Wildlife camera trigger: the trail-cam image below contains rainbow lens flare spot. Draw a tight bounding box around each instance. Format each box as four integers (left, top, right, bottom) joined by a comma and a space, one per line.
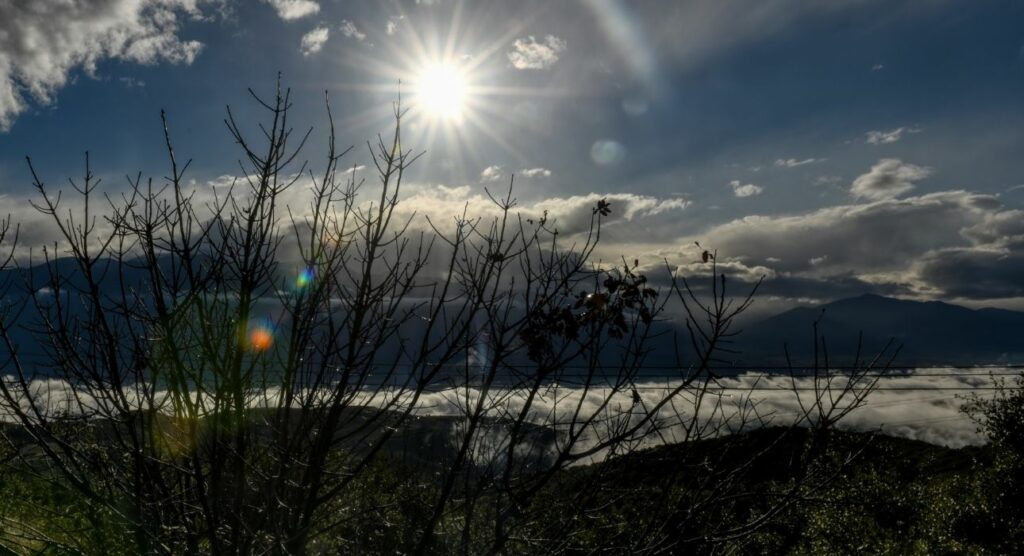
296, 267, 315, 289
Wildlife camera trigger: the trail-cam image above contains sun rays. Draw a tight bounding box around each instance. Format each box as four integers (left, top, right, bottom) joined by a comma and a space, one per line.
315, 3, 570, 175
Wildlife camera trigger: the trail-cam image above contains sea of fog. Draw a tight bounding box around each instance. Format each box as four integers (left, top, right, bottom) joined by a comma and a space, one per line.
2, 368, 1014, 449
404, 368, 1007, 449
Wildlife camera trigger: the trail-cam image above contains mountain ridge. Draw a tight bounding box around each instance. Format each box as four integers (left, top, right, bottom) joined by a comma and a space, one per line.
733, 294, 1024, 366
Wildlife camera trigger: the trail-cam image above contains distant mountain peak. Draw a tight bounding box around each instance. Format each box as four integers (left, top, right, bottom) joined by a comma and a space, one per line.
736, 294, 1024, 365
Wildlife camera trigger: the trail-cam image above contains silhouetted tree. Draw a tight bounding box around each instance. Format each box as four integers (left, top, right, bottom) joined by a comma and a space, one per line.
0, 80, 895, 555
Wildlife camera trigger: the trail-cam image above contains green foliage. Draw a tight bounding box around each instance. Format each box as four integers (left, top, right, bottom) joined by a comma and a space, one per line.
0, 441, 137, 554
1, 424, 1021, 555
747, 436, 987, 554
957, 374, 1024, 552
310, 456, 439, 554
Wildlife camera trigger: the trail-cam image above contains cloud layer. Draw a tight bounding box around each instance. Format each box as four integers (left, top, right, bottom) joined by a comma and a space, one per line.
674, 188, 1022, 301
2, 369, 1000, 450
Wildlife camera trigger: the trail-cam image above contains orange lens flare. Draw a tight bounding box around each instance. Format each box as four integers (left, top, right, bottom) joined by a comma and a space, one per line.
249, 327, 274, 352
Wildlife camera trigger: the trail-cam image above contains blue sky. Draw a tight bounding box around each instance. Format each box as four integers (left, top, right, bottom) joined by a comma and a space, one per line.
1, 0, 1023, 309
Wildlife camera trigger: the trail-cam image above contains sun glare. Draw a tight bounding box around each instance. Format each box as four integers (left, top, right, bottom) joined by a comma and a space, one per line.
414, 63, 468, 121
335, 11, 554, 166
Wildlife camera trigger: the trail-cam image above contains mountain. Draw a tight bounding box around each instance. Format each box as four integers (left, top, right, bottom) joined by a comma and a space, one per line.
733, 294, 1024, 366
4, 255, 1021, 370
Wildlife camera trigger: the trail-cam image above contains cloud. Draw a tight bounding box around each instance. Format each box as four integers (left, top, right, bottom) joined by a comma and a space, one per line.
729, 180, 763, 198
519, 168, 552, 179
694, 190, 998, 275
507, 35, 567, 70
392, 185, 689, 239
673, 256, 777, 283
667, 188, 1024, 304
479, 165, 503, 182
410, 371, 991, 453
339, 20, 366, 41
300, 26, 329, 56
961, 209, 1024, 248
533, 193, 689, 230
912, 248, 1024, 299
903, 207, 1024, 299
263, 0, 319, 20
119, 76, 145, 88
850, 158, 931, 200
774, 158, 818, 168
635, 175, 1024, 303
872, 63, 885, 71
3, 370, 995, 450
641, 197, 690, 216
0, 0, 206, 131
386, 19, 399, 35
815, 175, 843, 187
866, 127, 921, 145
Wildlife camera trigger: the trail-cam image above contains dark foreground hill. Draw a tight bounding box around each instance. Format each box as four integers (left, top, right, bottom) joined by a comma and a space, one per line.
734, 294, 1024, 366
533, 426, 996, 553
1, 409, 1011, 553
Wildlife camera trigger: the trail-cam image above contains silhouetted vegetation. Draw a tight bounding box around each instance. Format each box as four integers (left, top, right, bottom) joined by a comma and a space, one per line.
0, 81, 1014, 554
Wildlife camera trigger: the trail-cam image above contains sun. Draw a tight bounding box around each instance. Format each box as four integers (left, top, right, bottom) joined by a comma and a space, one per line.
326, 10, 560, 167
413, 62, 468, 121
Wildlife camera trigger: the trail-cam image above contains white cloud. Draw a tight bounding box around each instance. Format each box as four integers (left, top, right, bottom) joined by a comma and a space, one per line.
507, 35, 567, 70
642, 197, 690, 216
386, 19, 399, 35
119, 76, 145, 88
263, 0, 319, 21
774, 158, 818, 168
872, 63, 885, 71
672, 254, 778, 283
3, 370, 995, 450
691, 190, 1001, 277
850, 158, 931, 201
393, 185, 689, 239
0, 0, 207, 131
866, 127, 921, 145
300, 26, 329, 56
339, 20, 366, 41
729, 180, 763, 198
480, 165, 503, 182
657, 185, 1024, 301
519, 168, 552, 179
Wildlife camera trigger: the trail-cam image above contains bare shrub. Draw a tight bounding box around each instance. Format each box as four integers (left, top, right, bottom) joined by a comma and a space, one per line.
0, 81, 895, 554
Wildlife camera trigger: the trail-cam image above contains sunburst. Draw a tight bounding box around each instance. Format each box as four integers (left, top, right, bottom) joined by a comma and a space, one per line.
317, 3, 570, 175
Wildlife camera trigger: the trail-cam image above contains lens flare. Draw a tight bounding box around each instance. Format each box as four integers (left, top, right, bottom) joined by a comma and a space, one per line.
591, 139, 626, 166
296, 267, 315, 289
249, 326, 274, 352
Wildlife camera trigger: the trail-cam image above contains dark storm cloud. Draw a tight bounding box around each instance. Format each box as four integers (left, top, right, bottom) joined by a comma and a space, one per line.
914, 248, 1024, 299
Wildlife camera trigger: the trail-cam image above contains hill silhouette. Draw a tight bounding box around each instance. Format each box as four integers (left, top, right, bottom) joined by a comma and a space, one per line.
734, 294, 1024, 366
